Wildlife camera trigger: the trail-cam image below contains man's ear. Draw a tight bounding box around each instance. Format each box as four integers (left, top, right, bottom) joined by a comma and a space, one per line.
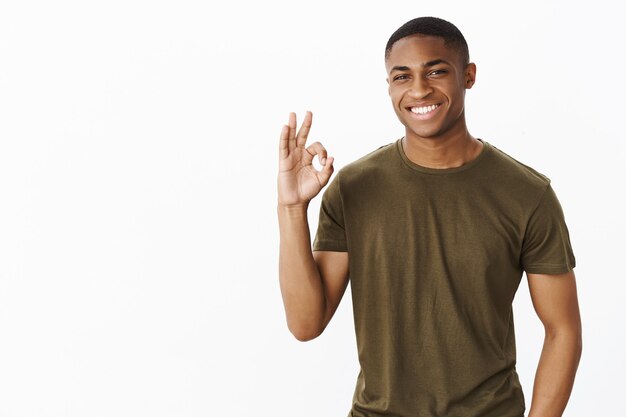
386, 77, 391, 95
465, 63, 477, 89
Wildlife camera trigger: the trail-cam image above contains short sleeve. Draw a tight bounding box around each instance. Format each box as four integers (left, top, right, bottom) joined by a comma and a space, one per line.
312, 172, 348, 252
521, 183, 576, 274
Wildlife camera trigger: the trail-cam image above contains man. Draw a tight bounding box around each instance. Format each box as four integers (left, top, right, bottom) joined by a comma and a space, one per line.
277, 16, 582, 417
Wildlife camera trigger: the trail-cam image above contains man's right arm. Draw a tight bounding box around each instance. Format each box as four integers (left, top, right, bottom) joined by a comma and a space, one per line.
276, 111, 349, 342
278, 204, 349, 341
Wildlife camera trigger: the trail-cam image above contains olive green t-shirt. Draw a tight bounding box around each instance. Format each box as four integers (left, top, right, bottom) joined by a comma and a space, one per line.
312, 138, 576, 417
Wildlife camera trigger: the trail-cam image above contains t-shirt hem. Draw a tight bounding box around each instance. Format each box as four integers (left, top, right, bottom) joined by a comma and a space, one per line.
524, 261, 575, 274
312, 240, 348, 252
348, 408, 526, 417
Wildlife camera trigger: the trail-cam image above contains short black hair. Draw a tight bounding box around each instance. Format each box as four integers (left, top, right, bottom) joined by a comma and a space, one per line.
385, 16, 469, 66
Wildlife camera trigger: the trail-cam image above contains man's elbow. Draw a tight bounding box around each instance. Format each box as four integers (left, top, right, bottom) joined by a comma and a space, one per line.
545, 325, 583, 355
289, 321, 325, 342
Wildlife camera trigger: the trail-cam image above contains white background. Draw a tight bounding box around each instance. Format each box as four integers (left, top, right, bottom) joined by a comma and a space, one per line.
0, 0, 623, 416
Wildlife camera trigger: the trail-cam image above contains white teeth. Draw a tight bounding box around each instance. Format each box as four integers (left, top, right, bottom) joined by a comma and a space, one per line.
410, 104, 439, 114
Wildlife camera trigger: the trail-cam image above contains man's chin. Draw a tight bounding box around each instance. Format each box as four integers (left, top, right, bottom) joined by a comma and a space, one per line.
405, 127, 443, 140
397, 118, 442, 138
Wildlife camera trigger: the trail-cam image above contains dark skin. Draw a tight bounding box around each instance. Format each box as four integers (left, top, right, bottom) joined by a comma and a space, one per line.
385, 34, 483, 169
278, 32, 581, 417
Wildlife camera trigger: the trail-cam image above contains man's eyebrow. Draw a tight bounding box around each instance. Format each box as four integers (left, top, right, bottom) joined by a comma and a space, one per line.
390, 60, 451, 73
423, 59, 450, 67
390, 65, 411, 73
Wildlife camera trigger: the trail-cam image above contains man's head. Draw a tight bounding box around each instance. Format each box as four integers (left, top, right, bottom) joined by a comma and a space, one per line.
384, 17, 475, 141
385, 17, 469, 66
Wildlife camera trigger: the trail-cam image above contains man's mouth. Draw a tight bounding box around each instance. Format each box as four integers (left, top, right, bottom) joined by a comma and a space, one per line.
409, 104, 440, 115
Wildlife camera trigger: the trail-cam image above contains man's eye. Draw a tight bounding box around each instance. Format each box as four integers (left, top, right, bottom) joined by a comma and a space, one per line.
394, 75, 409, 81
429, 69, 447, 76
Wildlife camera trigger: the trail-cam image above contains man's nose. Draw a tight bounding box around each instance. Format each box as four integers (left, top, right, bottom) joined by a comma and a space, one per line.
407, 77, 433, 99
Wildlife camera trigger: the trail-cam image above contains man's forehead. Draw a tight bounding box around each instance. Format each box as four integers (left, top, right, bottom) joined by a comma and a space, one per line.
391, 34, 447, 52
385, 35, 460, 70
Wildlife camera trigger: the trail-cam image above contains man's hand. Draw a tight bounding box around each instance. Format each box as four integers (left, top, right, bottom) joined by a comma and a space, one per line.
277, 111, 334, 207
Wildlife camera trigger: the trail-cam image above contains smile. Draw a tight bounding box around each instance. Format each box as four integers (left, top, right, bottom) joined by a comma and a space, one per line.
410, 104, 440, 115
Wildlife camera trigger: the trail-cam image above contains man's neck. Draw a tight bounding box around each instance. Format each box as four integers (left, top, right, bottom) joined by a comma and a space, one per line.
402, 129, 484, 170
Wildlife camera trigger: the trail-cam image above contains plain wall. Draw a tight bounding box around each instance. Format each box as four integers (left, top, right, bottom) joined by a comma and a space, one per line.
0, 1, 623, 416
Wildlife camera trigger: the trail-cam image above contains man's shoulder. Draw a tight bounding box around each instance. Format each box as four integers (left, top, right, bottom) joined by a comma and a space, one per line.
337, 140, 397, 180
486, 141, 552, 190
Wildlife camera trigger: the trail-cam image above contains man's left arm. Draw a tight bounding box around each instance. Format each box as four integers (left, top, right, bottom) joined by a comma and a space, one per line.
526, 269, 583, 417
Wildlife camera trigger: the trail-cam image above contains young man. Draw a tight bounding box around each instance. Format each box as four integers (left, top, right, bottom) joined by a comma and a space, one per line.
277, 17, 582, 417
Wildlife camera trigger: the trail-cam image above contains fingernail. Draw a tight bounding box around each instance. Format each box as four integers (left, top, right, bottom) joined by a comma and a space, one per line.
321, 157, 326, 164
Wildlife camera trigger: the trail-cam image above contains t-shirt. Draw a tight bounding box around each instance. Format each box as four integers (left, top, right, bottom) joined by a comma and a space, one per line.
312, 137, 576, 417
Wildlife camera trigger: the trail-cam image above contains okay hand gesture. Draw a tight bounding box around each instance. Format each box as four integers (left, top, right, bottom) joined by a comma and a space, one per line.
277, 111, 334, 208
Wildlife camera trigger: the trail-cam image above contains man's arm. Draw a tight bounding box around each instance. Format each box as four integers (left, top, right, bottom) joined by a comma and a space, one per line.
277, 111, 350, 342
526, 269, 583, 417
278, 204, 349, 341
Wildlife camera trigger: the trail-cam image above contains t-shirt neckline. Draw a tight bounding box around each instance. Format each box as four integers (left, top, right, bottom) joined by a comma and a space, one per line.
396, 137, 491, 175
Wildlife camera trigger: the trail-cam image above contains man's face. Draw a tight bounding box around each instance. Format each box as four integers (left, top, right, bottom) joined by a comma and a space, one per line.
385, 34, 476, 140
